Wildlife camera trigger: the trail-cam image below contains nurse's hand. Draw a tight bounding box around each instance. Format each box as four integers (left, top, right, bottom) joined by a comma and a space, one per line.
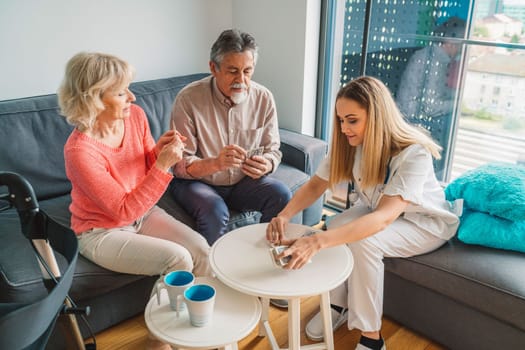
266, 215, 289, 246
280, 235, 320, 270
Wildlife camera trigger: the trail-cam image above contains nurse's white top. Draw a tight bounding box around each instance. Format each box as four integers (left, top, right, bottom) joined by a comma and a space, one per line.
316, 144, 459, 240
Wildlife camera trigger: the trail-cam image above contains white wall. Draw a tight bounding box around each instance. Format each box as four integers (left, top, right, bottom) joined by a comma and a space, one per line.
0, 0, 231, 100
232, 0, 320, 135
0, 0, 320, 135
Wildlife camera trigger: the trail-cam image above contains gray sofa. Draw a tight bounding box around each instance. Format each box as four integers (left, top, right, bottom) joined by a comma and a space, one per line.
0, 73, 328, 349
343, 48, 525, 349
383, 238, 525, 349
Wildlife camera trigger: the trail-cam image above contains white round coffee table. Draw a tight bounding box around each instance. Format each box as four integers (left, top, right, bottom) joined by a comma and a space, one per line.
210, 223, 354, 350
145, 276, 261, 350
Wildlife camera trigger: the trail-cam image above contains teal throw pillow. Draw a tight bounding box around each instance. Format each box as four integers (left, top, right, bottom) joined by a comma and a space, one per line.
457, 210, 525, 253
445, 162, 525, 222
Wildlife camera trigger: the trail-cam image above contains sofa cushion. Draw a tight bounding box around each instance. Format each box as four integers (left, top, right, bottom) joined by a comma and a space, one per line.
67, 254, 151, 303
445, 162, 525, 222
457, 209, 525, 253
271, 163, 310, 193
385, 238, 525, 331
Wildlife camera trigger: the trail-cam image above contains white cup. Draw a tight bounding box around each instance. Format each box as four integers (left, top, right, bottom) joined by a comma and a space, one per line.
155, 270, 194, 311
177, 284, 216, 327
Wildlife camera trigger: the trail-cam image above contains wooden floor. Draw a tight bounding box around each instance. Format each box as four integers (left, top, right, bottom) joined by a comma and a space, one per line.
90, 296, 446, 350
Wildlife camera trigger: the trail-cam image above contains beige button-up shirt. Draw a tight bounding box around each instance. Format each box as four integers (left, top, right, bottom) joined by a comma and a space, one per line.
171, 75, 282, 186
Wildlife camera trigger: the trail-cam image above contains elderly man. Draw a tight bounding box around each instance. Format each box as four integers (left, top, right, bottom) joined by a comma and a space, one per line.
169, 29, 291, 248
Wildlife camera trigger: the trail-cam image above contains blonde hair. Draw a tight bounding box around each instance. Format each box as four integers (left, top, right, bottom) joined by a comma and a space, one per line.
328, 76, 441, 189
57, 52, 134, 131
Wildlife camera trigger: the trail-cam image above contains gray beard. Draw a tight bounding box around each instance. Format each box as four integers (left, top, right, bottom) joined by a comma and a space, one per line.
230, 90, 248, 104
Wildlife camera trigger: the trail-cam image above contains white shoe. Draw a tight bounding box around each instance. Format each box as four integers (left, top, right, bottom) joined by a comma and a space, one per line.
355, 343, 386, 350
305, 308, 348, 341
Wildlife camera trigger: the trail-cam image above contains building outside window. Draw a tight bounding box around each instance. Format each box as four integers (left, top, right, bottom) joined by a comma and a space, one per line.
321, 0, 525, 209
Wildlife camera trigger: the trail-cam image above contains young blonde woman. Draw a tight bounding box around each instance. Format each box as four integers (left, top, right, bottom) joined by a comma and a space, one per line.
266, 76, 459, 350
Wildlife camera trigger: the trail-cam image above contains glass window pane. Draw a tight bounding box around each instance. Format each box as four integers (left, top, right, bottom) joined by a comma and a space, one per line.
324, 0, 525, 209
337, 1, 470, 183
451, 2, 525, 179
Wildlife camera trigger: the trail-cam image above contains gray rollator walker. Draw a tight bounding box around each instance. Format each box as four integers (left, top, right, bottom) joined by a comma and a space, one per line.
0, 171, 93, 350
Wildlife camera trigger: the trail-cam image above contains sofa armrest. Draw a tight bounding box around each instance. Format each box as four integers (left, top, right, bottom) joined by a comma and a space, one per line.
278, 128, 328, 226
279, 128, 328, 177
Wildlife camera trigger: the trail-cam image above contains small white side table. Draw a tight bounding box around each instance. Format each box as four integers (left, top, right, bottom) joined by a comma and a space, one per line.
145, 276, 261, 350
210, 223, 354, 350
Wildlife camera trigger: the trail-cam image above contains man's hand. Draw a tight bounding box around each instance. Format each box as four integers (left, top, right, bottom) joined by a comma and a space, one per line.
216, 144, 246, 171
242, 155, 271, 179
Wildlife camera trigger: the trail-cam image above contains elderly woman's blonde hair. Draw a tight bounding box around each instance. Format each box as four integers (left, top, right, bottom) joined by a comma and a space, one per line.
58, 52, 135, 131
328, 76, 441, 190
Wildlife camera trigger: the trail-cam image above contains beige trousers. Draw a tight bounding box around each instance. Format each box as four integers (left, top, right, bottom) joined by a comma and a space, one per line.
78, 206, 212, 278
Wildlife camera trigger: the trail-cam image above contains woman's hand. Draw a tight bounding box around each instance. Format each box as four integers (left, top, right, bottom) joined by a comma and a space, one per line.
280, 234, 321, 270
155, 132, 185, 172
266, 215, 290, 246
155, 130, 186, 156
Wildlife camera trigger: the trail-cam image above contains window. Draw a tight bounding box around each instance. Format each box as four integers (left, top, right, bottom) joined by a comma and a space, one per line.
321, 0, 525, 209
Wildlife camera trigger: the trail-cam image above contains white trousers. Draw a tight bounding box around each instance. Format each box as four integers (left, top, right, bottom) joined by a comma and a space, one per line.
327, 204, 446, 332
78, 206, 212, 278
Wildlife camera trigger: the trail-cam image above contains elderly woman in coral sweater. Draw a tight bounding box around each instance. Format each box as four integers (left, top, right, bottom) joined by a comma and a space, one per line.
58, 52, 211, 350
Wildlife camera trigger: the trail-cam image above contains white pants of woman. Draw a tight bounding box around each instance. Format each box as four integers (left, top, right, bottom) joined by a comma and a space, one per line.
78, 205, 212, 278
327, 204, 446, 332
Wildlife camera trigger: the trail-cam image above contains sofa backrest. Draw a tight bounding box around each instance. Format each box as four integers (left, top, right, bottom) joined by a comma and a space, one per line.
0, 94, 74, 200
0, 73, 209, 200
131, 73, 209, 139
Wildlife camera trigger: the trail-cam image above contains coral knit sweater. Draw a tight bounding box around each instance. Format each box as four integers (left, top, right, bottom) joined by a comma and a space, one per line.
64, 104, 173, 234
